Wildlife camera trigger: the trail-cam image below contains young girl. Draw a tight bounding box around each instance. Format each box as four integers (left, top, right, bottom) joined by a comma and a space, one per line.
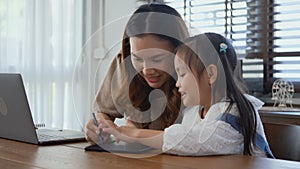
101, 33, 274, 157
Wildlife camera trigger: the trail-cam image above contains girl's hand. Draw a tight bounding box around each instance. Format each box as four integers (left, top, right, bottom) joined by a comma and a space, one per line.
100, 118, 136, 143
125, 116, 137, 128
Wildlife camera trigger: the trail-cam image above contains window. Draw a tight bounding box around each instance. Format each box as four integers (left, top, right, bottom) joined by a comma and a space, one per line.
165, 0, 300, 100
0, 0, 85, 130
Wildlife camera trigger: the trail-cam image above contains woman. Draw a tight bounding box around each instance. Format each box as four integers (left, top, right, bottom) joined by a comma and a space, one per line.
85, 3, 189, 144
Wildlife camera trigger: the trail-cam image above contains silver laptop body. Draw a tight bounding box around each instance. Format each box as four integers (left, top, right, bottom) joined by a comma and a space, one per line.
0, 73, 86, 145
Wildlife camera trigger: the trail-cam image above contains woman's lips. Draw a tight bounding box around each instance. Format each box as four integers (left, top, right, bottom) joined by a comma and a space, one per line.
146, 76, 160, 83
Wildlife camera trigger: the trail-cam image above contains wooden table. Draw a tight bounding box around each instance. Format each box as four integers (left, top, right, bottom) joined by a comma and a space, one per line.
0, 138, 299, 169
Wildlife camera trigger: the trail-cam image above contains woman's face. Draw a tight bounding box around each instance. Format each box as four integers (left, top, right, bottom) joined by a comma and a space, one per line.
130, 35, 175, 89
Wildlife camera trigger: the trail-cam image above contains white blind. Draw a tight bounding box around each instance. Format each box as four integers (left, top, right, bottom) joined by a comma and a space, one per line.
165, 0, 300, 94
166, 0, 247, 56
272, 0, 300, 82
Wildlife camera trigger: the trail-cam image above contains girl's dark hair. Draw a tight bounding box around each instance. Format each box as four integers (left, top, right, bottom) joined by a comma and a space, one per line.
176, 33, 257, 155
120, 3, 189, 129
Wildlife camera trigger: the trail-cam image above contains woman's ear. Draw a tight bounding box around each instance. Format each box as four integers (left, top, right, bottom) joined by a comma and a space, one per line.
207, 64, 218, 85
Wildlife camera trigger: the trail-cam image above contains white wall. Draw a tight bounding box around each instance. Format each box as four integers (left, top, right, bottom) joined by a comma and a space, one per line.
82, 0, 137, 98
76, 0, 138, 128
102, 0, 138, 125
104, 0, 136, 48
94, 0, 137, 88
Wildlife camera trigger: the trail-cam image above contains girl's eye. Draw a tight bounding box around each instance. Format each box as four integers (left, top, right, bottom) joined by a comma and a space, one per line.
179, 73, 185, 77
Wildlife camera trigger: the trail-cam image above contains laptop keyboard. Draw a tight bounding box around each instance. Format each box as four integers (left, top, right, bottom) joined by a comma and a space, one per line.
36, 129, 86, 143
38, 133, 65, 141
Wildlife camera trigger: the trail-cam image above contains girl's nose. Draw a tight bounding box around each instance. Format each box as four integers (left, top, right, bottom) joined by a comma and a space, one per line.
175, 80, 181, 88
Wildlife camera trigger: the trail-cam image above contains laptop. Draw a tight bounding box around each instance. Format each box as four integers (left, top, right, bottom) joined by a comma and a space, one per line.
0, 73, 86, 145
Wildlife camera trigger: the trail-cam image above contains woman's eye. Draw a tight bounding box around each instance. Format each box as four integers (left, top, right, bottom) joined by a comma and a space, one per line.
152, 59, 163, 63
134, 57, 143, 62
179, 73, 185, 77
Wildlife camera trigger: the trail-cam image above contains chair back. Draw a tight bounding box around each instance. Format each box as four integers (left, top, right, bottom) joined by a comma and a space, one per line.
263, 123, 300, 161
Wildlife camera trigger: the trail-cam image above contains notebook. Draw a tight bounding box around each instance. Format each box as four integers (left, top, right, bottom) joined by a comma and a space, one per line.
0, 73, 86, 145
85, 138, 154, 154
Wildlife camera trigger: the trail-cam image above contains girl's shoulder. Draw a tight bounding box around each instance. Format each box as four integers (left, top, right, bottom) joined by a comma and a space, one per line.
205, 102, 229, 120
243, 94, 265, 110
181, 106, 202, 121
208, 94, 264, 118
182, 106, 201, 113
225, 94, 264, 117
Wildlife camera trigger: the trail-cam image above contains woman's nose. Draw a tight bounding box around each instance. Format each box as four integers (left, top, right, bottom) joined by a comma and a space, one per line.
142, 61, 155, 74
142, 67, 156, 75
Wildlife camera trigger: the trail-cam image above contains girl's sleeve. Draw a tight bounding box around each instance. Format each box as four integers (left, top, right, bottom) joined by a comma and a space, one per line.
163, 120, 244, 156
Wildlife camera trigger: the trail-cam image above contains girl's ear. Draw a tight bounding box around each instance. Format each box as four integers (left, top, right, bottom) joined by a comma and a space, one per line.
207, 64, 218, 85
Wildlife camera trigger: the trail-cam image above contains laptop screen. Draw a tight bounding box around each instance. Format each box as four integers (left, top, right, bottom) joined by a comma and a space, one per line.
0, 73, 39, 144
0, 73, 86, 144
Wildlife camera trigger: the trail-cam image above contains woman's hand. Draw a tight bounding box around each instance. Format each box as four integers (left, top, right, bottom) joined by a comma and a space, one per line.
85, 112, 112, 144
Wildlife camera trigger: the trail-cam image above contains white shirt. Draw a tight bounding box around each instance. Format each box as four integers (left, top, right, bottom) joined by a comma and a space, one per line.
163, 95, 270, 156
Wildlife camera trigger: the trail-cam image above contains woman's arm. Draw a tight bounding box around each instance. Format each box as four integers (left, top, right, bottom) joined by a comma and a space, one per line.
86, 53, 123, 144
93, 53, 124, 119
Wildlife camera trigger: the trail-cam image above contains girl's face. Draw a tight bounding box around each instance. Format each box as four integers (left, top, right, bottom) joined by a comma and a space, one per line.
174, 55, 211, 107
130, 35, 175, 89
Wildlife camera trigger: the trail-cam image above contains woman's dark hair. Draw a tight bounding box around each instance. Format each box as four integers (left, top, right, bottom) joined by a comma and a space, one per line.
176, 33, 257, 155
120, 3, 189, 129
